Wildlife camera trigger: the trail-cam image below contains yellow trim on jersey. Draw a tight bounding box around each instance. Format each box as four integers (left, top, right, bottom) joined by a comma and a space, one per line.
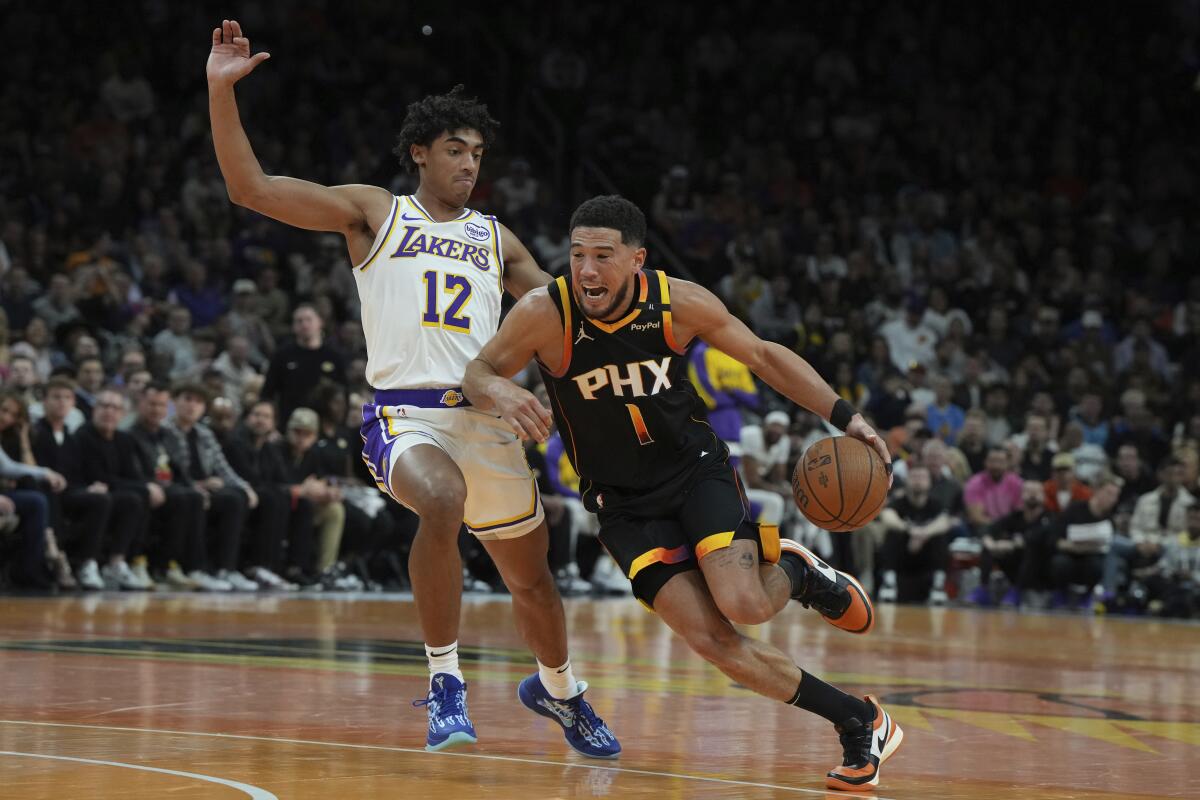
356, 196, 400, 272
464, 478, 539, 531
405, 195, 436, 222
694, 531, 736, 560
590, 271, 649, 333
550, 276, 573, 377
656, 270, 686, 353
488, 217, 504, 293
758, 524, 781, 564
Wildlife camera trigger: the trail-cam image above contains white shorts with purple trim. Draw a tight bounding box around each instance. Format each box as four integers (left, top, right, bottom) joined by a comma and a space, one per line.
360, 388, 544, 540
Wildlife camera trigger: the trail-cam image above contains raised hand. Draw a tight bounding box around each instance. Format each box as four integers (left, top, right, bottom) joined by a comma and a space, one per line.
207, 19, 270, 86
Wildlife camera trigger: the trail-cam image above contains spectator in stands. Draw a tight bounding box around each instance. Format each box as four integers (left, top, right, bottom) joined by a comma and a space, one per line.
168, 383, 259, 591
225, 279, 275, 362
688, 341, 759, 461
1015, 414, 1055, 481
75, 389, 155, 589
981, 384, 1014, 446
879, 296, 937, 374
74, 357, 105, 421
31, 377, 117, 590
1072, 392, 1110, 448
32, 275, 82, 333
877, 466, 952, 604
275, 408, 346, 585
1104, 458, 1196, 598
152, 306, 198, 380
925, 376, 964, 445
224, 400, 310, 589
1044, 452, 1092, 513
738, 410, 792, 527
1051, 473, 1123, 608
955, 409, 989, 476
128, 382, 229, 591
982, 480, 1057, 607
1143, 502, 1200, 618
1114, 443, 1157, 505
263, 305, 346, 430
964, 446, 1024, 534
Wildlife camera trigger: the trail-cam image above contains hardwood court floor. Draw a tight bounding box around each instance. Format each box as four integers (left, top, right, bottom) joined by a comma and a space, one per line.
0, 592, 1196, 799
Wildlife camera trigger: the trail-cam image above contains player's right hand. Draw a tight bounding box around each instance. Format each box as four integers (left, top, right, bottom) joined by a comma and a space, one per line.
493, 383, 553, 443
207, 19, 271, 86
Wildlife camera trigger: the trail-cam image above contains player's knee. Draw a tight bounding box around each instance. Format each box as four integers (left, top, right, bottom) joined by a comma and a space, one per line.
405, 481, 466, 525
506, 562, 557, 597
715, 592, 775, 626
684, 625, 742, 666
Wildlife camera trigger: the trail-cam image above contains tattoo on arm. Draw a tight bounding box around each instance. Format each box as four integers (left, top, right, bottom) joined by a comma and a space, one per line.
738, 550, 755, 569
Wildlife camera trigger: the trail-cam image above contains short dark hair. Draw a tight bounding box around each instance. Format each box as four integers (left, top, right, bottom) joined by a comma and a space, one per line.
392, 85, 500, 174
569, 195, 647, 247
144, 380, 171, 396
44, 377, 76, 395
172, 382, 209, 404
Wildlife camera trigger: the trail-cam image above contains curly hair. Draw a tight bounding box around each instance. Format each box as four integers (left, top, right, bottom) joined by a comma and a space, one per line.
392, 85, 500, 173
569, 195, 646, 247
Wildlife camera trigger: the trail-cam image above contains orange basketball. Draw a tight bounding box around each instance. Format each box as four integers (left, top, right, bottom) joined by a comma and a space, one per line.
791, 436, 889, 532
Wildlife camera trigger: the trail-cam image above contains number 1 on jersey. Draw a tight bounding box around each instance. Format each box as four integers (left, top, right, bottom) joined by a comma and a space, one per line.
422, 270, 472, 334
626, 404, 655, 446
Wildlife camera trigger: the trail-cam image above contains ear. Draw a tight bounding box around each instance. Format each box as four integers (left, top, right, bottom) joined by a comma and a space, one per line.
410, 143, 427, 168
633, 246, 648, 270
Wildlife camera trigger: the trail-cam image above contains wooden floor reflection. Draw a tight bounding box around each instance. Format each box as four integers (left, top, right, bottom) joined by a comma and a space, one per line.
0, 592, 1196, 798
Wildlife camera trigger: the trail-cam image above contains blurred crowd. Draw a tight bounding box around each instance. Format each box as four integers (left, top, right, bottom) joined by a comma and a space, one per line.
2, 1, 1200, 615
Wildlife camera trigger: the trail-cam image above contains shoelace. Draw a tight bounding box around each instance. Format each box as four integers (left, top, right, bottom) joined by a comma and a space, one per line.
797, 564, 850, 617
412, 684, 468, 721
570, 696, 615, 748
835, 721, 873, 768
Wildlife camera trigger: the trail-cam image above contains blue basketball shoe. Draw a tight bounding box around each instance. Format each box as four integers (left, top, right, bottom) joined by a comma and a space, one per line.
518, 674, 621, 758
413, 673, 477, 751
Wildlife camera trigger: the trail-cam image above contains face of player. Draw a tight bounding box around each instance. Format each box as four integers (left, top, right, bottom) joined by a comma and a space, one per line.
569, 227, 646, 321
412, 129, 483, 208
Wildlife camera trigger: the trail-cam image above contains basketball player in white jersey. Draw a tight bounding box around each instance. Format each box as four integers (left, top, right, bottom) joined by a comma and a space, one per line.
207, 20, 619, 758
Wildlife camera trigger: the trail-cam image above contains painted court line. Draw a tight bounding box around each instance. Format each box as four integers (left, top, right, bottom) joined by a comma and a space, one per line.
0, 719, 899, 799
0, 749, 278, 799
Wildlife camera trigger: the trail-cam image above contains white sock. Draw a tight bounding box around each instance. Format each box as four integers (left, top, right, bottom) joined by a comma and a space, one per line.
426, 641, 463, 684
882, 570, 897, 587
538, 658, 578, 700
932, 570, 946, 590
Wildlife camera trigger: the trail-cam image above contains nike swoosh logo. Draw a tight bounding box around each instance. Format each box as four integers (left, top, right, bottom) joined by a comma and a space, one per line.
401, 213, 425, 221
808, 554, 839, 584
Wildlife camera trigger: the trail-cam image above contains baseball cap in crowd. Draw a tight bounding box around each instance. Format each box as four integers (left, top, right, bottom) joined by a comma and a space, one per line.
764, 410, 791, 428
1081, 310, 1103, 328
287, 408, 320, 432
233, 279, 256, 295
1052, 452, 1075, 470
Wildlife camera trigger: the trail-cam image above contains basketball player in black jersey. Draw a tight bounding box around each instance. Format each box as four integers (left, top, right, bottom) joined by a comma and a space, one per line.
465, 196, 903, 791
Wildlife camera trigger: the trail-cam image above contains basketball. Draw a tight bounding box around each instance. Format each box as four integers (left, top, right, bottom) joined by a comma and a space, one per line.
792, 436, 889, 532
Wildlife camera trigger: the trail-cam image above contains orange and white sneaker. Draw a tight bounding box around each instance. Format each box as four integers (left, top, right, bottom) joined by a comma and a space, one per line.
826, 695, 904, 792
779, 539, 874, 634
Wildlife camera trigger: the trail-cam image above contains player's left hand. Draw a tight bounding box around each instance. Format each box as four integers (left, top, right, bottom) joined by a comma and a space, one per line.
845, 414, 893, 488
491, 383, 553, 443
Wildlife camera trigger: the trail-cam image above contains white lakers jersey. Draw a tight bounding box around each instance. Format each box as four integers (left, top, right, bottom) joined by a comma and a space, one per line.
353, 195, 505, 389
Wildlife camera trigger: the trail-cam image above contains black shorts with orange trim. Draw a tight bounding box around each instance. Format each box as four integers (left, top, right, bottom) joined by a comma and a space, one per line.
594, 451, 780, 608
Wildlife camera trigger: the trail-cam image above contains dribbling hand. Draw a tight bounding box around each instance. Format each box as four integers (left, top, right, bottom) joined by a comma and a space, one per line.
845, 414, 894, 488
207, 19, 271, 86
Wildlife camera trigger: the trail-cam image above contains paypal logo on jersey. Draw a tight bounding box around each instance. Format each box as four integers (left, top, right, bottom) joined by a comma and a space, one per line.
390, 226, 492, 270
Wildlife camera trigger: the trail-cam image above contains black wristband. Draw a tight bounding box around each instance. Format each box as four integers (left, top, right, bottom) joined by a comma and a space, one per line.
830, 398, 856, 432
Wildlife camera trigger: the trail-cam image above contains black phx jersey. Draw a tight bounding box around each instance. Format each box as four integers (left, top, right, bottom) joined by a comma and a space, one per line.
538, 269, 722, 508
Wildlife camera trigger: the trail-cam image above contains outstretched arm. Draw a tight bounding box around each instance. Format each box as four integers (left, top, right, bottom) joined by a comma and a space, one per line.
207, 20, 391, 249
463, 289, 559, 441
499, 223, 553, 299
670, 278, 891, 469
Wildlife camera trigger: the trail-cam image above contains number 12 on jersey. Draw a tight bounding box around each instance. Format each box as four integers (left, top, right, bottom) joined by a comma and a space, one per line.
421, 270, 472, 334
